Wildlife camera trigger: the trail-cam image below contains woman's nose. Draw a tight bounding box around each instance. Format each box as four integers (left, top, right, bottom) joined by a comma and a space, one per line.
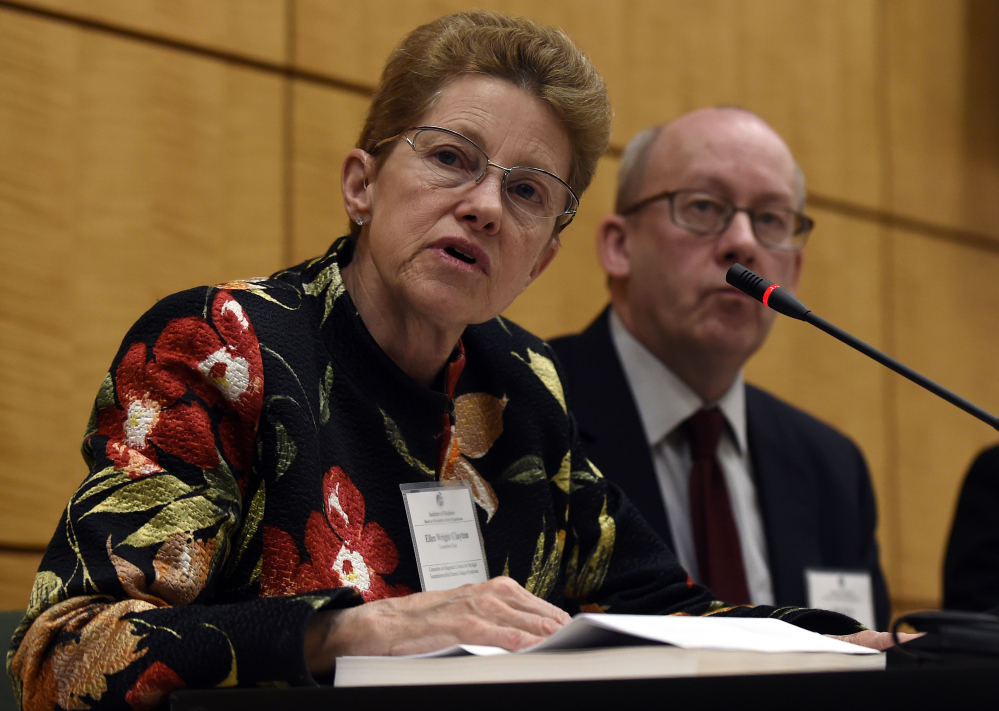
458, 168, 505, 233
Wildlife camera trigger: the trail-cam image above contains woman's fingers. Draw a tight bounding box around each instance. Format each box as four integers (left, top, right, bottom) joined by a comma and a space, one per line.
828, 630, 923, 651
306, 577, 571, 671
392, 577, 568, 649
465, 576, 572, 627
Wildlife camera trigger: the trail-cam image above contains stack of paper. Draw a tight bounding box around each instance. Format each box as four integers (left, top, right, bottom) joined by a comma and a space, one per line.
334, 614, 884, 687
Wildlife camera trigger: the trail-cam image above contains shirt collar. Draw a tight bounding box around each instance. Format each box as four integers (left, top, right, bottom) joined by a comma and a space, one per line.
608, 308, 747, 454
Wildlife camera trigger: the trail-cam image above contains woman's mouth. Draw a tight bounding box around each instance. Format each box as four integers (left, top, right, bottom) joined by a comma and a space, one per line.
445, 246, 476, 265
433, 238, 490, 274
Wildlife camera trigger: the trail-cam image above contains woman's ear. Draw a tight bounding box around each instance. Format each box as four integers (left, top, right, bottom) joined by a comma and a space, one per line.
342, 148, 374, 222
596, 214, 632, 279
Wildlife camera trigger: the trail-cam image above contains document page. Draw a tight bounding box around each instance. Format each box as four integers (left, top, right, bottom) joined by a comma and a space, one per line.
409, 614, 879, 658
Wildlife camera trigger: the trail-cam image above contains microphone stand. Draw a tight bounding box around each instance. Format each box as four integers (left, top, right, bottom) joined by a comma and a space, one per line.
726, 263, 999, 433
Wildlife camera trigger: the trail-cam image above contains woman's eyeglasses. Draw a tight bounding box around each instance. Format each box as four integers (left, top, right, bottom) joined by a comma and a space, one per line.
371, 126, 579, 231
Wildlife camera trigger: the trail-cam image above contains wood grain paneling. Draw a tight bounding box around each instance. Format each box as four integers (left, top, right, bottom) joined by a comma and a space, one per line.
603, 0, 882, 210
294, 0, 882, 209
0, 10, 79, 546
294, 0, 471, 88
503, 155, 618, 340
890, 230, 999, 608
0, 551, 43, 610
291, 81, 370, 264
0, 8, 285, 546
744, 209, 896, 590
13, 0, 288, 63
886, 0, 999, 238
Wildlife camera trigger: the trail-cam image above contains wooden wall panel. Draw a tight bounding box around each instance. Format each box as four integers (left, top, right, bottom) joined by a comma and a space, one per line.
599, 0, 882, 210
0, 9, 80, 547
293, 0, 622, 101
14, 0, 288, 63
744, 210, 896, 588
502, 156, 618, 340
294, 0, 882, 209
891, 232, 999, 608
0, 8, 285, 546
291, 82, 371, 264
0, 551, 43, 610
295, 0, 480, 87
886, 0, 999, 238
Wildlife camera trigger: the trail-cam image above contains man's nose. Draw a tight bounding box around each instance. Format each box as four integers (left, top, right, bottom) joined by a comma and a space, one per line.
715, 209, 759, 263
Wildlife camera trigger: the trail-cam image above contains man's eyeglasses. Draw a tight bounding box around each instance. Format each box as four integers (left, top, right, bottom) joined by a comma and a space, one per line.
370, 126, 579, 231
619, 189, 813, 251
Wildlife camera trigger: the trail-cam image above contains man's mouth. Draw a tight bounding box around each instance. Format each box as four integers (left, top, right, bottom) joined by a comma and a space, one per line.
445, 246, 476, 265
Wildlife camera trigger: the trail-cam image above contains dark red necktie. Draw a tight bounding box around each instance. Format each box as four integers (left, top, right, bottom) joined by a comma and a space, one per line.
686, 407, 751, 605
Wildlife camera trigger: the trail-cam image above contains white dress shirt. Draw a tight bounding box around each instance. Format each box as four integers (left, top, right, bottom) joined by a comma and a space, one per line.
608, 309, 775, 605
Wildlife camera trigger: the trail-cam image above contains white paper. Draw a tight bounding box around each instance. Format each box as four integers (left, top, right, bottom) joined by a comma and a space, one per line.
806, 569, 876, 630
409, 613, 880, 658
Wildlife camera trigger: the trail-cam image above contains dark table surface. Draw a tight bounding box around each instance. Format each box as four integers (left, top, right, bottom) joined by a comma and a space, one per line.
171, 655, 999, 711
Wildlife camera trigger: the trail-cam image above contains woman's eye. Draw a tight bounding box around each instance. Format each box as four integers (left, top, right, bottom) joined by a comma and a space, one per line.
512, 182, 538, 201
436, 150, 458, 166
432, 148, 467, 169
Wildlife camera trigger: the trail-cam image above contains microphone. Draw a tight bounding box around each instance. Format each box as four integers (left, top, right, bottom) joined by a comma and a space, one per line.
726, 263, 999, 432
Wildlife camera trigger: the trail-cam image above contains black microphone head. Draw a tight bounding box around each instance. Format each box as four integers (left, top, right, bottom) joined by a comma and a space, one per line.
726, 263, 772, 302
725, 263, 811, 321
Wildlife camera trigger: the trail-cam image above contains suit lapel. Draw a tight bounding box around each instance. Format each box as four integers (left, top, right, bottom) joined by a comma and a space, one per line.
746, 385, 818, 608
560, 310, 674, 549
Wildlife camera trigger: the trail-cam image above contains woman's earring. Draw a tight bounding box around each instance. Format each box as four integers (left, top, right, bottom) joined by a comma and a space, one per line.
356, 217, 364, 226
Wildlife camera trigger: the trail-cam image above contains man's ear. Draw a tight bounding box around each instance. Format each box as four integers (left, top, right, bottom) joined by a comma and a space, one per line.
596, 214, 632, 279
342, 148, 374, 222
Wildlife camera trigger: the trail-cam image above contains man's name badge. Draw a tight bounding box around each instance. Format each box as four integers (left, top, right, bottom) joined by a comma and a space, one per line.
400, 481, 489, 592
806, 568, 876, 629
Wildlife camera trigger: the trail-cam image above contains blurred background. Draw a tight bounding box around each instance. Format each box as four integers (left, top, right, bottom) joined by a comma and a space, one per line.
1, 0, 997, 622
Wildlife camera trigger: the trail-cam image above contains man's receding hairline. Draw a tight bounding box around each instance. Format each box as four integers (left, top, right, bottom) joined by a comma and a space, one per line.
615, 106, 806, 213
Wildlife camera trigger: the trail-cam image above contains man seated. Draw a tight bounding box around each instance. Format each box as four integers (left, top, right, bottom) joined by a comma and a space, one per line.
550, 108, 890, 629
945, 444, 999, 612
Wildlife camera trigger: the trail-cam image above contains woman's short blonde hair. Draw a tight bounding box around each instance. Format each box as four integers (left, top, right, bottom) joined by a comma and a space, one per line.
351, 11, 612, 238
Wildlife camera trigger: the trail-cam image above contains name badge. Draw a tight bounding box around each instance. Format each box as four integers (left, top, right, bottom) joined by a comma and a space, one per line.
806, 568, 876, 629
400, 481, 489, 592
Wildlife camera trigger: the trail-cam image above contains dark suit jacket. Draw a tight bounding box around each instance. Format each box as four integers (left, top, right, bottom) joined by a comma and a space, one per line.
549, 309, 890, 629
944, 444, 999, 613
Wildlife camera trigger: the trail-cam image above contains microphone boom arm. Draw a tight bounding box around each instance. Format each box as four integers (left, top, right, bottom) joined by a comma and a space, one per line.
726, 263, 999, 432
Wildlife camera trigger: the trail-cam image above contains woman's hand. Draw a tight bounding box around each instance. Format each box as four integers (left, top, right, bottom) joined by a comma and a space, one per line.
828, 630, 923, 651
304, 577, 571, 676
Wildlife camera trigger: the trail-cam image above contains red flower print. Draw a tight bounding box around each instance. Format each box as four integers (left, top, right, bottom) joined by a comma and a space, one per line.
259, 467, 412, 601
152, 292, 263, 473
95, 291, 264, 477
96, 340, 217, 471
125, 661, 186, 711
105, 442, 164, 480
260, 525, 304, 598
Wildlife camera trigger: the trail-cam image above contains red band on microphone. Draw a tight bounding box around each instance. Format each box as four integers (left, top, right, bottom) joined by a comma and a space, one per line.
762, 284, 780, 307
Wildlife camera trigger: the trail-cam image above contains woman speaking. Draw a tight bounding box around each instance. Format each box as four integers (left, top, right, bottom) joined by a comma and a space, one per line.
9, 12, 877, 709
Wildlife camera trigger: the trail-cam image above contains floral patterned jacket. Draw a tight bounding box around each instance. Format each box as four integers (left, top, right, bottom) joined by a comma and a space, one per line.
7, 237, 861, 710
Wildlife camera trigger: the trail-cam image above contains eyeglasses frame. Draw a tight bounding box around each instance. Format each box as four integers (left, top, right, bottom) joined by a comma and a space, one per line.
619, 189, 814, 252
370, 125, 579, 232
